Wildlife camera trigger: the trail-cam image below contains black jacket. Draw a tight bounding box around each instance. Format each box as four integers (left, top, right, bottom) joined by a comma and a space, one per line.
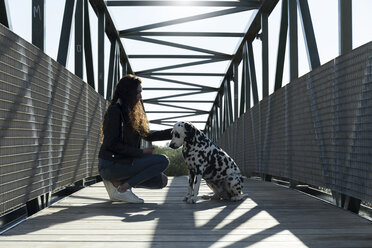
98, 103, 172, 164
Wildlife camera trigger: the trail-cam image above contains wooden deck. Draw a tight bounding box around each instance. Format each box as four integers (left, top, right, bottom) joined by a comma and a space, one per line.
1, 177, 371, 248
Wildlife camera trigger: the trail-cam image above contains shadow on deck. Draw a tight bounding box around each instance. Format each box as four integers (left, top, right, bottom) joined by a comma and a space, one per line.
1, 177, 371, 248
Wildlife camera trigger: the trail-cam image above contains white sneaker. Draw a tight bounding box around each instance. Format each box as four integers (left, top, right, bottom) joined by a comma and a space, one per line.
113, 188, 144, 203
103, 180, 119, 202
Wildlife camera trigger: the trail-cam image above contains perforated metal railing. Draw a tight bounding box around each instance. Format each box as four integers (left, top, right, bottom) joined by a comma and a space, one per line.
0, 24, 107, 215
217, 41, 372, 204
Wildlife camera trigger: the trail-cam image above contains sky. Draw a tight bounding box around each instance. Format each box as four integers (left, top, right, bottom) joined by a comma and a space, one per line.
4, 0, 372, 147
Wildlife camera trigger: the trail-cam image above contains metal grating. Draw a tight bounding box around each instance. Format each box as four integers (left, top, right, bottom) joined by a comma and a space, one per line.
218, 42, 372, 203
0, 24, 106, 214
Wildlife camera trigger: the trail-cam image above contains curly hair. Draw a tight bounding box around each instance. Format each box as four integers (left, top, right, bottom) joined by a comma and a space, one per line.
100, 74, 149, 143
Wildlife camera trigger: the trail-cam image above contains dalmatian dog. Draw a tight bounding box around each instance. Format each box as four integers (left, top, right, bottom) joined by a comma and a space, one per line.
169, 121, 245, 204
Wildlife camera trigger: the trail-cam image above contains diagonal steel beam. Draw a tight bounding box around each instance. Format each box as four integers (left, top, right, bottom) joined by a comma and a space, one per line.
141, 75, 217, 90
297, 0, 320, 70
57, 0, 75, 66
136, 59, 225, 74
150, 113, 205, 123
119, 7, 253, 34
147, 102, 209, 113
144, 90, 208, 102
124, 36, 230, 56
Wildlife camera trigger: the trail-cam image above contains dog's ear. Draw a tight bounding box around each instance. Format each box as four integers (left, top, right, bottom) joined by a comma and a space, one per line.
184, 122, 195, 142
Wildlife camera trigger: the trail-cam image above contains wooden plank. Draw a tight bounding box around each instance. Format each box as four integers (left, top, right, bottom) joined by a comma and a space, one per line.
1, 177, 372, 248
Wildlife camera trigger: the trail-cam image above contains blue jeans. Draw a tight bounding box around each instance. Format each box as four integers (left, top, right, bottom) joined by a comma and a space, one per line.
98, 154, 169, 189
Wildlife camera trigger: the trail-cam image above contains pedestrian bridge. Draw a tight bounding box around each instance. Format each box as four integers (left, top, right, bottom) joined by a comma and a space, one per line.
0, 1, 371, 247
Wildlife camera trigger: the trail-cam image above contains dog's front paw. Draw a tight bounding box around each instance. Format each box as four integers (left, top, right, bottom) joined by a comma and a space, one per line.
202, 194, 220, 200
231, 193, 248, 201
186, 196, 197, 204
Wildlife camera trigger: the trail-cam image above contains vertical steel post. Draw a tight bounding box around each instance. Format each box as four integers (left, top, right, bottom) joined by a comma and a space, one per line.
335, 0, 360, 214
218, 93, 223, 137
98, 10, 105, 96
84, 0, 95, 88
106, 40, 116, 100
75, 0, 83, 78
0, 0, 10, 28
261, 12, 269, 98
240, 43, 247, 116
226, 75, 233, 126
243, 43, 251, 112
32, 0, 44, 51
113, 42, 120, 88
115, 43, 120, 83
339, 0, 352, 55
223, 84, 228, 131
122, 62, 127, 76
274, 0, 288, 91
247, 42, 259, 105
215, 104, 219, 140
288, 0, 298, 81
233, 62, 239, 121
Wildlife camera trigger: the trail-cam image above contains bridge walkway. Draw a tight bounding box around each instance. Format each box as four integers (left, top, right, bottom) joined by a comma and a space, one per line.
1, 177, 371, 248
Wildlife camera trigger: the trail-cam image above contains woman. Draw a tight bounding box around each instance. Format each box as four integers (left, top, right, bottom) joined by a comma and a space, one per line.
98, 74, 172, 203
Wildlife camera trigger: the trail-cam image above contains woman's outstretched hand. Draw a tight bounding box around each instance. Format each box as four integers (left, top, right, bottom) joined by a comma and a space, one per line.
142, 146, 155, 155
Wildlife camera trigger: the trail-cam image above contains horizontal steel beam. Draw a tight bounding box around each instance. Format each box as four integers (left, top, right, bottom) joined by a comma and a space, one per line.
143, 87, 216, 91
107, 1, 260, 8
158, 120, 206, 123
128, 54, 232, 59
147, 111, 197, 113
142, 72, 225, 76
121, 32, 245, 37
146, 100, 214, 103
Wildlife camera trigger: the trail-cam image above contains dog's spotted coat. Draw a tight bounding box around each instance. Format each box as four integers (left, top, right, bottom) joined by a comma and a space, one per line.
169, 121, 245, 203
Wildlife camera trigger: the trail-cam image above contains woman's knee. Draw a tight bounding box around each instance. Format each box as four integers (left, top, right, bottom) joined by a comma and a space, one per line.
154, 154, 169, 171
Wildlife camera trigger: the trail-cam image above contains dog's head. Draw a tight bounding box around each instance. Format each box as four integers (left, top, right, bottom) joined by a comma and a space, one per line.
169, 121, 196, 149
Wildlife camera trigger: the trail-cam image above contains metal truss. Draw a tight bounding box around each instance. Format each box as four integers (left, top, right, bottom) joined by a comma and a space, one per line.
106, 0, 261, 129
0, 0, 353, 139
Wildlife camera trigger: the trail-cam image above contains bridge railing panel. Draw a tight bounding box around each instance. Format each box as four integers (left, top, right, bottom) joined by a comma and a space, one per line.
218, 42, 372, 203
0, 24, 106, 215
